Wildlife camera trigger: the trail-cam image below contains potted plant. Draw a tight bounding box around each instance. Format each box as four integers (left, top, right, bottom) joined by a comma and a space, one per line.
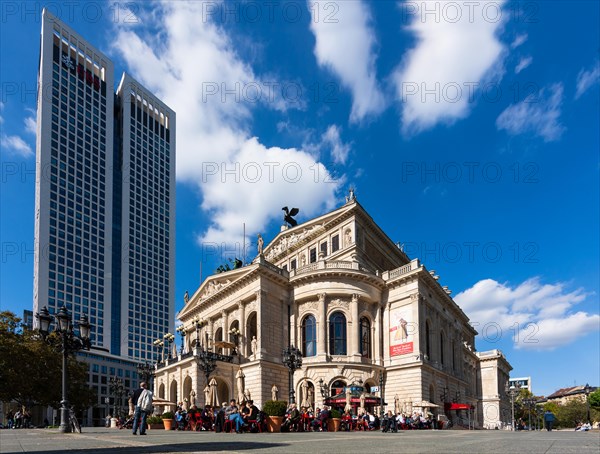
161, 411, 175, 430
328, 408, 342, 432
147, 416, 163, 430
263, 400, 287, 433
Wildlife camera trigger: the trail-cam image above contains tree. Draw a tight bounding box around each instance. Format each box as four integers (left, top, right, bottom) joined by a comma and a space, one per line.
0, 311, 96, 410
589, 389, 600, 410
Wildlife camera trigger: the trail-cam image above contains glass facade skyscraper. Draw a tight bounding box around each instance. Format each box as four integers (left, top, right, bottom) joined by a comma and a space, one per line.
33, 9, 175, 364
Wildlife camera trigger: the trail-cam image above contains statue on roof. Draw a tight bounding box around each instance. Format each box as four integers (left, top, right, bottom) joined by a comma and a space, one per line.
346, 187, 356, 203
282, 206, 299, 227
183, 291, 189, 304
257, 234, 264, 256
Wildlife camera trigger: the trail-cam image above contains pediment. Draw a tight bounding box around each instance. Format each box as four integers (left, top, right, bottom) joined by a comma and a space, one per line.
262, 202, 356, 263
178, 265, 257, 319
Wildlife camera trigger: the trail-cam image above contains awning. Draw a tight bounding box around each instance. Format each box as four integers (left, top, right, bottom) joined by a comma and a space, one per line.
445, 402, 474, 411
413, 400, 440, 408
213, 341, 235, 349
152, 397, 177, 407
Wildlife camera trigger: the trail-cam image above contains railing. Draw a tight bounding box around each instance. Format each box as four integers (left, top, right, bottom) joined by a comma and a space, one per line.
156, 350, 234, 369
291, 260, 374, 278
383, 258, 420, 280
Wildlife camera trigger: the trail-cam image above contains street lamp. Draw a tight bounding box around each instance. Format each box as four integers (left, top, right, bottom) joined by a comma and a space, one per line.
584, 383, 591, 425
196, 349, 218, 389
176, 325, 187, 355
164, 333, 175, 358
505, 381, 521, 431
109, 376, 126, 418
192, 316, 206, 348
522, 397, 537, 430
136, 362, 155, 386
228, 327, 241, 355
282, 345, 303, 404
379, 372, 385, 419
318, 378, 329, 401
35, 306, 93, 433
153, 339, 164, 362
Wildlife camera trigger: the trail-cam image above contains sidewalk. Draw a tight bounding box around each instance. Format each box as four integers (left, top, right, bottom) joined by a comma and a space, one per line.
1, 427, 599, 454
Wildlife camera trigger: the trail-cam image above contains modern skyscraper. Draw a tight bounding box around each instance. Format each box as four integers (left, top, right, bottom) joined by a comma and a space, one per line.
33, 9, 175, 367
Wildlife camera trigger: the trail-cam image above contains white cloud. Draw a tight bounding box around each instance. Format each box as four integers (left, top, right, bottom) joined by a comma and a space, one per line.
393, 0, 507, 135
308, 0, 385, 123
514, 56, 532, 74
1, 134, 33, 157
496, 83, 564, 142
575, 62, 600, 99
111, 1, 343, 245
321, 125, 351, 165
24, 116, 37, 135
510, 33, 528, 49
455, 277, 599, 350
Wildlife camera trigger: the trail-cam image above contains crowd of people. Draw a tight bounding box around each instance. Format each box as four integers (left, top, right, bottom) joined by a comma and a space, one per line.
3, 407, 33, 429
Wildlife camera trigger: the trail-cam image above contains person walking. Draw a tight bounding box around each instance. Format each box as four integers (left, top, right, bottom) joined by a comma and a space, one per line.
132, 382, 153, 435
544, 410, 556, 431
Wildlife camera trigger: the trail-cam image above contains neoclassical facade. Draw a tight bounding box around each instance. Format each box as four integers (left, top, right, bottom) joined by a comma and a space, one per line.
155, 198, 512, 427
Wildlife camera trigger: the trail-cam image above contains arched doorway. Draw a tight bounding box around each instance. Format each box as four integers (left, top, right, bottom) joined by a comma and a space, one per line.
216, 379, 230, 406
183, 376, 193, 406
246, 312, 257, 357
170, 379, 178, 404
331, 379, 346, 397
298, 380, 315, 409
215, 327, 223, 354
158, 383, 165, 399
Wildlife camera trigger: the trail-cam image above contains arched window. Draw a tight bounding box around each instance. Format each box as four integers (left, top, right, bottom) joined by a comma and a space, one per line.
302, 315, 316, 357
331, 380, 346, 397
215, 327, 223, 354
329, 311, 347, 355
425, 321, 431, 359
246, 312, 257, 357
360, 317, 371, 358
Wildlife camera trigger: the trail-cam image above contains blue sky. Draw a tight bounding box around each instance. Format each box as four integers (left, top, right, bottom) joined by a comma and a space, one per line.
1, 1, 598, 396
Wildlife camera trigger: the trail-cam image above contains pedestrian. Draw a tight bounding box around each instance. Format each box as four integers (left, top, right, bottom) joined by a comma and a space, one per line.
544, 410, 556, 431
131, 382, 153, 435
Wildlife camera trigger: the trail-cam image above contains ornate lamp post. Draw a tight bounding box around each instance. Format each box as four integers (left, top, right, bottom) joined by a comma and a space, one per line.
137, 362, 155, 386
196, 349, 218, 386
193, 316, 206, 348
109, 376, 126, 418
35, 306, 92, 433
522, 397, 537, 430
164, 332, 175, 359
176, 325, 187, 355
153, 339, 164, 362
584, 383, 591, 425
505, 381, 521, 431
318, 378, 329, 403
379, 371, 385, 419
282, 345, 303, 404
228, 327, 241, 355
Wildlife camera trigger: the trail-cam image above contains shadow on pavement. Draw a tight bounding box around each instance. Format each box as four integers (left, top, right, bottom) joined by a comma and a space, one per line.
2, 441, 288, 454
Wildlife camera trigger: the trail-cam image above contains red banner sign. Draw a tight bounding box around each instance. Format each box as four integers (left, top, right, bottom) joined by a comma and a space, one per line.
390, 341, 413, 356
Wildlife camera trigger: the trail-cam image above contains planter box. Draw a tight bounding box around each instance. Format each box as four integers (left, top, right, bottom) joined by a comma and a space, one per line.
148, 423, 163, 430
327, 418, 341, 432
162, 419, 175, 430
267, 416, 283, 433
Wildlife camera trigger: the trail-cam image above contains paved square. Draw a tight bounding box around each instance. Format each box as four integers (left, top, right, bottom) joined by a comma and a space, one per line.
1, 428, 599, 454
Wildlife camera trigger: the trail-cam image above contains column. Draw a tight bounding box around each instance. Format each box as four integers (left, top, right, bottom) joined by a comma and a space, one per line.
317, 293, 327, 358
238, 301, 246, 356
256, 290, 263, 358
374, 303, 381, 365
351, 294, 360, 358
382, 303, 390, 366
222, 310, 229, 354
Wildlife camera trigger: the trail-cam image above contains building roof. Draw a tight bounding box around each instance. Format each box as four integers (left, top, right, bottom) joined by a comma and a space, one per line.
546, 385, 597, 399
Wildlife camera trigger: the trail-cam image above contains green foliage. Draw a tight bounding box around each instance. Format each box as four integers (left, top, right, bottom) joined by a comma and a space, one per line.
263, 400, 288, 416
589, 389, 600, 410
161, 411, 175, 420
542, 398, 600, 428
147, 416, 163, 424
330, 408, 342, 418
0, 311, 96, 410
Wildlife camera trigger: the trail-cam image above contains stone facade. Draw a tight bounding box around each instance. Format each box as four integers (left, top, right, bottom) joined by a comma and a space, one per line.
155, 199, 512, 428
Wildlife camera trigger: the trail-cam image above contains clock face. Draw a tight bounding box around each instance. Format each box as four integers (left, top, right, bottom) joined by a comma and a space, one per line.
62, 55, 74, 70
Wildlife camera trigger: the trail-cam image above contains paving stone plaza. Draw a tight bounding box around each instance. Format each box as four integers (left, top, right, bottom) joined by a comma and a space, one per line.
1, 428, 599, 454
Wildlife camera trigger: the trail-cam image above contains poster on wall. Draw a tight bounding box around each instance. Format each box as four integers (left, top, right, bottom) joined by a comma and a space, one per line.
389, 305, 414, 356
